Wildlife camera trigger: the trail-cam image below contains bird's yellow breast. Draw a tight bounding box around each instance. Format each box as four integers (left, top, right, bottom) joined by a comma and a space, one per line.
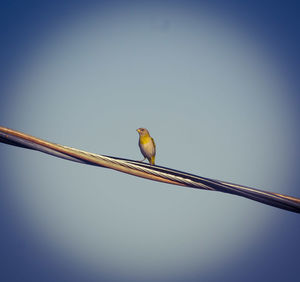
139, 135, 152, 145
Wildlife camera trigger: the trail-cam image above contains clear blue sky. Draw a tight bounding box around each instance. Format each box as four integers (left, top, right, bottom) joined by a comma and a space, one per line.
0, 1, 299, 281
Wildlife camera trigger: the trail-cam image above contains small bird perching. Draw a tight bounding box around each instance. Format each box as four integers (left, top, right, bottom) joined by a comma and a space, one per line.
0, 126, 299, 214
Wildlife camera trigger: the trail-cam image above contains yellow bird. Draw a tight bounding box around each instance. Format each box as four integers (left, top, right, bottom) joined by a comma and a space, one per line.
136, 128, 156, 165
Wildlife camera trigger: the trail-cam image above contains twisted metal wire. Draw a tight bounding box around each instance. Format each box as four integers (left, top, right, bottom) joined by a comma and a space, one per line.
1, 126, 299, 213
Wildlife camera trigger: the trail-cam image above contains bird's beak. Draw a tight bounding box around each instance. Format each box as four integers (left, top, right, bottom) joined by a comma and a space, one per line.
136, 129, 140, 133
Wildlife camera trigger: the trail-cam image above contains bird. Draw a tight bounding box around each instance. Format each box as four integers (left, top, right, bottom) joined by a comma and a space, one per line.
136, 128, 156, 165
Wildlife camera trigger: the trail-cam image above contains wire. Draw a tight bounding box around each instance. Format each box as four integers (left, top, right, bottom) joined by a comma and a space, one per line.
1, 126, 299, 213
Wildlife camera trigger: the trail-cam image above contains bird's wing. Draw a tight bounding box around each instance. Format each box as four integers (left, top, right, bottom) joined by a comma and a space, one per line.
151, 137, 156, 152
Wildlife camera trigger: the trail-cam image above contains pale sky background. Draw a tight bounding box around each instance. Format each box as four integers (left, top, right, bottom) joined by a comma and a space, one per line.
1, 1, 299, 281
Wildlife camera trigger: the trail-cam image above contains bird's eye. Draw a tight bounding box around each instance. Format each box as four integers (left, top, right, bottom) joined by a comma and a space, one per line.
140, 128, 144, 131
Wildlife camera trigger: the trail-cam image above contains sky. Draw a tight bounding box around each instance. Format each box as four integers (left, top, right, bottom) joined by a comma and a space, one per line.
0, 1, 300, 281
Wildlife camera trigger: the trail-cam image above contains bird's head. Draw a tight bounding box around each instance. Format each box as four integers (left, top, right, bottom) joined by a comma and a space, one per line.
136, 128, 150, 137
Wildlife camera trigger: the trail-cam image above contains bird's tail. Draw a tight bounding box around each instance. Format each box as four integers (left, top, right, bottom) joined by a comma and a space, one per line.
150, 156, 155, 165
